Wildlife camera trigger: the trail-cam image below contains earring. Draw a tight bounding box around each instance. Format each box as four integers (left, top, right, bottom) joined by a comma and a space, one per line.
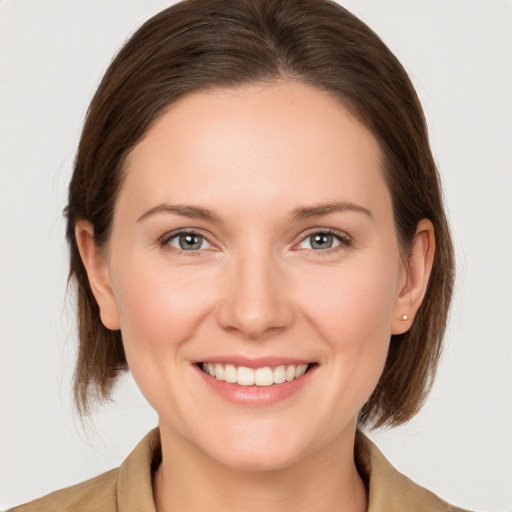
401, 314, 408, 321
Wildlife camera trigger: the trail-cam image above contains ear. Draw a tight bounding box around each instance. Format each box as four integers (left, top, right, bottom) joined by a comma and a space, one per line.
75, 220, 120, 330
391, 219, 435, 335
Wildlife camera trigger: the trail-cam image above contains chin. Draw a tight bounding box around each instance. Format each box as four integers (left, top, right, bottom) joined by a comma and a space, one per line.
199, 426, 309, 472
213, 446, 300, 473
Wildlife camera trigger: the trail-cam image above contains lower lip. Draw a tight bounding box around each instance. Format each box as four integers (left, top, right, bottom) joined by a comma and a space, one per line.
194, 365, 316, 406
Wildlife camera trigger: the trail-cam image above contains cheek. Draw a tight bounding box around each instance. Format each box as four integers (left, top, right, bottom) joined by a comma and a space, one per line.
294, 256, 399, 397
297, 257, 399, 342
110, 259, 217, 360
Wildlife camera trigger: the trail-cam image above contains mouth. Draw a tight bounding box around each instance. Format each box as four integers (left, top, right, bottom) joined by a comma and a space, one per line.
199, 362, 313, 387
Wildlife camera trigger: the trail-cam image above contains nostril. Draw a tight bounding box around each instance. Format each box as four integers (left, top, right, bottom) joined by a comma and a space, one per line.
215, 274, 295, 339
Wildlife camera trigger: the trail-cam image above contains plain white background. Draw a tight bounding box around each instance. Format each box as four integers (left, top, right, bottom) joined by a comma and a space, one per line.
1, 1, 511, 510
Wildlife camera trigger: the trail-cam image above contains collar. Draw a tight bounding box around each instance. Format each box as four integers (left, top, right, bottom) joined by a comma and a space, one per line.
116, 428, 467, 511
116, 429, 160, 511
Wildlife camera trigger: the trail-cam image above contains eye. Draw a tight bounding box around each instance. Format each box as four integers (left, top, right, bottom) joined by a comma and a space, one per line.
165, 232, 212, 251
297, 230, 350, 251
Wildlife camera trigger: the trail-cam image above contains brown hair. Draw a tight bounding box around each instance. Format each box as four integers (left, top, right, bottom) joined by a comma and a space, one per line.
67, 0, 454, 427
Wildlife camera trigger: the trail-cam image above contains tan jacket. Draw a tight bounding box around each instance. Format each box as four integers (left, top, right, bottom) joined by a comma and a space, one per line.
10, 429, 470, 511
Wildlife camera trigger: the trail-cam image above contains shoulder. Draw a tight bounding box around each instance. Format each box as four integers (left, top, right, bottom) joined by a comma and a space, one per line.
356, 431, 472, 512
7, 469, 119, 512
8, 429, 161, 512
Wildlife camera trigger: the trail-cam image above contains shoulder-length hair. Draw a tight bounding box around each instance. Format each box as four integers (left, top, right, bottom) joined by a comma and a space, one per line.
66, 0, 454, 427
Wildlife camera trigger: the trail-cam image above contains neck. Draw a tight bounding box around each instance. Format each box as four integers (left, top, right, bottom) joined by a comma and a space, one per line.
153, 424, 367, 512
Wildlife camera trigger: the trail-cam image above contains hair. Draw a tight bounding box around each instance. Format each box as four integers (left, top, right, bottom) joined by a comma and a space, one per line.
66, 0, 454, 427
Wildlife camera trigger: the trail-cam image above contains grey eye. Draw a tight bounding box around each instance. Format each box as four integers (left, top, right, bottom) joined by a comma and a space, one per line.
168, 233, 210, 251
298, 232, 343, 251
310, 233, 336, 250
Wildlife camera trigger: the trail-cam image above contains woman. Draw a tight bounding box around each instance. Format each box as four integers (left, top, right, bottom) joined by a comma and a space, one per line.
6, 0, 473, 510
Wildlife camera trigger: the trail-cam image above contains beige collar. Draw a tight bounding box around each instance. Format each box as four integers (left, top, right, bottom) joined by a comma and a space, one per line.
116, 428, 468, 511
356, 430, 469, 511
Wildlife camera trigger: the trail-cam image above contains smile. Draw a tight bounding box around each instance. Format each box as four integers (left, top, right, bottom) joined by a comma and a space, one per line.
201, 363, 309, 386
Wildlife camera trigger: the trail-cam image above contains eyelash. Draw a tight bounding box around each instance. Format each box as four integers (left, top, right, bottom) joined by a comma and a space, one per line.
295, 228, 353, 254
158, 229, 212, 254
158, 228, 352, 255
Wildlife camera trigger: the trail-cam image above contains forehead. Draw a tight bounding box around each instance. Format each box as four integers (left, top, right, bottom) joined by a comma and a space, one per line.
121, 81, 390, 219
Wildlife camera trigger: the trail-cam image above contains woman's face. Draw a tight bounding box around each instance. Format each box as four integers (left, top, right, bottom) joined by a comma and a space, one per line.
86, 82, 414, 470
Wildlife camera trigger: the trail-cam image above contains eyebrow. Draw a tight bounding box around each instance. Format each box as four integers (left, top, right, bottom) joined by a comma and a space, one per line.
137, 204, 222, 223
137, 200, 373, 224
289, 201, 373, 221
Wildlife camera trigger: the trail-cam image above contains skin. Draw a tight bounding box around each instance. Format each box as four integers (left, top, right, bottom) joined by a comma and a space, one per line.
76, 82, 434, 512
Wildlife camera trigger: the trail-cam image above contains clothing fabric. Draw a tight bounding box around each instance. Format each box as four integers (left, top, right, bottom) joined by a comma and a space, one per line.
10, 429, 469, 511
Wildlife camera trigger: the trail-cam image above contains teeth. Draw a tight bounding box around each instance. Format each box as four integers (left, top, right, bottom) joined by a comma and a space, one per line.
214, 364, 224, 380
295, 364, 308, 378
274, 365, 286, 384
202, 363, 309, 386
254, 367, 273, 386
224, 364, 237, 383
237, 366, 255, 386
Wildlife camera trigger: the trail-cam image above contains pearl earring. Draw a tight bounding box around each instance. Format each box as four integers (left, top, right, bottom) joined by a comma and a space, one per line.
401, 314, 408, 321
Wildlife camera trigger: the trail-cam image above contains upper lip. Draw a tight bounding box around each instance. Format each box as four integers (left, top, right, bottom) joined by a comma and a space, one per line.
193, 356, 313, 369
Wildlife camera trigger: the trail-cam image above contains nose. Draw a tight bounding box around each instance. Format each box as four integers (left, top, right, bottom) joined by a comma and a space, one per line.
216, 249, 295, 340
